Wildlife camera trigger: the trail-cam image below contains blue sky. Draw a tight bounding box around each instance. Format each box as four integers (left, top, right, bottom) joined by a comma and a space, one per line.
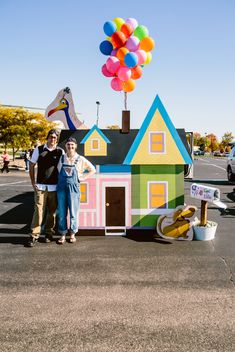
0, 0, 234, 140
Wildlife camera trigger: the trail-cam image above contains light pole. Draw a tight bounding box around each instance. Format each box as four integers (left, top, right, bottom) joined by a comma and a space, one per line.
96, 101, 100, 126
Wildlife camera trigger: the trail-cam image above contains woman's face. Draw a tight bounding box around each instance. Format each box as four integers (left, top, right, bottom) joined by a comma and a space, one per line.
66, 142, 77, 153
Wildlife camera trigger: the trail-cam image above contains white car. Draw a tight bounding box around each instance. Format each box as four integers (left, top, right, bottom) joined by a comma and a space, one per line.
227, 146, 235, 182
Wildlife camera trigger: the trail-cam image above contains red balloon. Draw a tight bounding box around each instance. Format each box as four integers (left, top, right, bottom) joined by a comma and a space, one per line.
101, 64, 114, 77
120, 23, 133, 38
111, 31, 127, 48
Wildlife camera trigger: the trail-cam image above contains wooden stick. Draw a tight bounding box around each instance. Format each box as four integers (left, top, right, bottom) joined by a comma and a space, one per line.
200, 200, 208, 226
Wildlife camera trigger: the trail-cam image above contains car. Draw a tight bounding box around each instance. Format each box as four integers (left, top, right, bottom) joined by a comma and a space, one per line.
213, 151, 223, 157
222, 152, 230, 157
226, 147, 235, 182
193, 150, 205, 156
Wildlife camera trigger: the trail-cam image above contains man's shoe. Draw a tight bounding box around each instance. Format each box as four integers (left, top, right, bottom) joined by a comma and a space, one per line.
44, 234, 53, 243
27, 237, 38, 247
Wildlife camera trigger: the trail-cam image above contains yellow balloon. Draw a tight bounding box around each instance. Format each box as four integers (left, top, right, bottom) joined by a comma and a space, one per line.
144, 52, 152, 65
122, 79, 136, 92
113, 17, 125, 31
140, 37, 155, 52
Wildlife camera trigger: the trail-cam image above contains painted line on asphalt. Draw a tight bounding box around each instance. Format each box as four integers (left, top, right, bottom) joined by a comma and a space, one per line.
198, 158, 226, 171
0, 180, 28, 187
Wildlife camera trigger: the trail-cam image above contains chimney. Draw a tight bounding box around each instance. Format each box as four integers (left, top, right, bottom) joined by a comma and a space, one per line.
121, 110, 130, 133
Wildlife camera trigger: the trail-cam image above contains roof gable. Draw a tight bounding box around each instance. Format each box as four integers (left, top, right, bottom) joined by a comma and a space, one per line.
80, 125, 111, 144
123, 95, 192, 165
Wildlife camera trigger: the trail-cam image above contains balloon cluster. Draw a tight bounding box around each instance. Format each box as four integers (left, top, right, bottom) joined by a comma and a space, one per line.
100, 17, 155, 93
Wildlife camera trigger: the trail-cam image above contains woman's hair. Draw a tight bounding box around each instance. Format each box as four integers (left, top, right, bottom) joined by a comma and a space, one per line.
65, 137, 77, 144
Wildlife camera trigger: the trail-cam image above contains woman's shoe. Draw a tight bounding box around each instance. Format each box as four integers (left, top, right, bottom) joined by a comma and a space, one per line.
57, 236, 66, 245
69, 234, 76, 243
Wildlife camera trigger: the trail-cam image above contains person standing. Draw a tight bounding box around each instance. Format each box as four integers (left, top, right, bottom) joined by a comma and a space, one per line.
24, 150, 30, 172
1, 151, 10, 173
27, 129, 63, 247
57, 137, 96, 244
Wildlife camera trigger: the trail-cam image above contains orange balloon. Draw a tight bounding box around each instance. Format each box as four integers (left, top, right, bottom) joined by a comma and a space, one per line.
122, 79, 136, 92
131, 65, 142, 80
120, 23, 133, 37
140, 37, 155, 52
116, 47, 129, 62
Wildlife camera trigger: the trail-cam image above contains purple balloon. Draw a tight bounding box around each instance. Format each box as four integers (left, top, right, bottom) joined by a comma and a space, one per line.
126, 18, 138, 30
125, 36, 140, 52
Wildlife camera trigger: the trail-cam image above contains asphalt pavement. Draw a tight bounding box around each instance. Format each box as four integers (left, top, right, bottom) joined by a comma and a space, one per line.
0, 157, 234, 352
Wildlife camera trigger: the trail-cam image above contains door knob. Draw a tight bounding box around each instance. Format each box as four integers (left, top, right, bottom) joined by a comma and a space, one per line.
106, 203, 110, 206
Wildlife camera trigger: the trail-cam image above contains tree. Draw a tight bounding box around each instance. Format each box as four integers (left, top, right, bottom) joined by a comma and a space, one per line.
0, 106, 58, 159
220, 132, 234, 152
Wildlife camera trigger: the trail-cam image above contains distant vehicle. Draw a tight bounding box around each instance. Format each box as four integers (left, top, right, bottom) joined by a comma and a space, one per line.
19, 150, 26, 159
193, 150, 205, 156
227, 147, 235, 182
222, 152, 230, 157
213, 151, 223, 157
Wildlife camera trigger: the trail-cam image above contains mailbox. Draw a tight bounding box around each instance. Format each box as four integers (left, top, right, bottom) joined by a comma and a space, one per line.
190, 183, 220, 203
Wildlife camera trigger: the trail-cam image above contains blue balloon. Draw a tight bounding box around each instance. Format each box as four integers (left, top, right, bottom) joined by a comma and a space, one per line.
99, 40, 113, 56
124, 52, 138, 68
103, 21, 117, 36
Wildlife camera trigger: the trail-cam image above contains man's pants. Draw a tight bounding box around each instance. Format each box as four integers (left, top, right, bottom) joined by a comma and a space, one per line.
31, 189, 57, 238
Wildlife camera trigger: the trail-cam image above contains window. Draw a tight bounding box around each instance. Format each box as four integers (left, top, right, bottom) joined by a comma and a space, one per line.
91, 138, 100, 151
148, 182, 167, 209
80, 183, 88, 203
149, 132, 165, 154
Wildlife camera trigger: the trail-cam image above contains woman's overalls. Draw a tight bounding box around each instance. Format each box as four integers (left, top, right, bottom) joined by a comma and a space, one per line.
57, 155, 80, 235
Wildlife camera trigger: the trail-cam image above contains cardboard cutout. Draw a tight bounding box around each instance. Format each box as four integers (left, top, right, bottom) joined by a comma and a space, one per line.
45, 87, 84, 130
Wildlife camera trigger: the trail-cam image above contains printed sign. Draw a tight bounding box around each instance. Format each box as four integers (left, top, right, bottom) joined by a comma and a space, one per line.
190, 183, 220, 202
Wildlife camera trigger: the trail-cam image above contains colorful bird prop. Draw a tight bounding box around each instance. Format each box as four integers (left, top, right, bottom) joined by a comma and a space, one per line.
100, 17, 155, 98
45, 87, 85, 130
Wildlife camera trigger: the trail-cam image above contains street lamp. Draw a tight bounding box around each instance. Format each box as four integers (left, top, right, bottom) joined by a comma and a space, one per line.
96, 101, 100, 126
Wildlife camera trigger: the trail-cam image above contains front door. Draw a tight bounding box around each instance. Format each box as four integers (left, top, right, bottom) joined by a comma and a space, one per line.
105, 187, 125, 226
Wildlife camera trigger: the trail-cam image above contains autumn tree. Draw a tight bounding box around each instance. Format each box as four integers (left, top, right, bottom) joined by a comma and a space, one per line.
0, 106, 58, 159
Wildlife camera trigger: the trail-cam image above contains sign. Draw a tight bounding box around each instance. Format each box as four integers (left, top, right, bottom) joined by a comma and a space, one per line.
190, 183, 220, 202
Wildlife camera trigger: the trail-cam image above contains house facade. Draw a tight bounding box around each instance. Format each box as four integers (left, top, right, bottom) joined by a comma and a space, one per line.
59, 95, 192, 235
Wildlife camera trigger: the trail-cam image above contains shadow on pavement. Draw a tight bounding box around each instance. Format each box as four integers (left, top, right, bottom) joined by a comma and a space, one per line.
0, 192, 33, 234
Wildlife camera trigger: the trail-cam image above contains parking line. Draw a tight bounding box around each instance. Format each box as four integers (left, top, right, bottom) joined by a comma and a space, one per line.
0, 181, 28, 187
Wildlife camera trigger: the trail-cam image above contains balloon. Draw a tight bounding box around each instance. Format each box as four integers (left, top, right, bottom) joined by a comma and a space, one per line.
124, 52, 138, 68
102, 64, 114, 77
103, 21, 117, 36
122, 79, 136, 92
106, 56, 120, 74
131, 65, 142, 80
126, 18, 138, 30
125, 36, 140, 52
140, 36, 155, 52
111, 77, 123, 91
99, 40, 113, 56
120, 23, 133, 37
144, 52, 152, 65
113, 17, 125, 30
111, 48, 118, 56
118, 67, 131, 81
135, 49, 147, 65
111, 31, 127, 48
134, 25, 149, 40
116, 47, 129, 62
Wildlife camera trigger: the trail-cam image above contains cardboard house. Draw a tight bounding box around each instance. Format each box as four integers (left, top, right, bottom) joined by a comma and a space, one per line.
59, 95, 192, 236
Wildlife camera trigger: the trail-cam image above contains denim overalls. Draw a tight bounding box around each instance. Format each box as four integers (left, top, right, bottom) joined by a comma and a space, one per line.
57, 155, 80, 235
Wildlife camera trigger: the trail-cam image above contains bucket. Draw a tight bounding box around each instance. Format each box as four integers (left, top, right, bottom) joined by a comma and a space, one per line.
193, 221, 218, 241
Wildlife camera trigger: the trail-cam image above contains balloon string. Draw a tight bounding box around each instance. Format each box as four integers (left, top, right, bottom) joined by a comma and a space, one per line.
124, 92, 127, 110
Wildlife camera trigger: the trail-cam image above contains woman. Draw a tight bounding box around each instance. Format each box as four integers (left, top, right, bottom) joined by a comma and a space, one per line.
57, 137, 96, 244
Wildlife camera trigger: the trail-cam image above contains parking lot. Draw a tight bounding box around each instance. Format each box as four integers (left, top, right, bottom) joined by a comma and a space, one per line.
0, 157, 234, 352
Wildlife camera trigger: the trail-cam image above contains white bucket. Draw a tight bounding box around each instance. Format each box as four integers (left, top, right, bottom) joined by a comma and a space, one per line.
193, 221, 218, 241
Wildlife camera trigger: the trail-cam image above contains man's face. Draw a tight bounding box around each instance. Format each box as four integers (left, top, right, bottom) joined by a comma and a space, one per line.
47, 134, 57, 147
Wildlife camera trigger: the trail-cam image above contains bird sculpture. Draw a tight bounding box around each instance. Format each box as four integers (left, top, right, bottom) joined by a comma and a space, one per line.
45, 87, 85, 130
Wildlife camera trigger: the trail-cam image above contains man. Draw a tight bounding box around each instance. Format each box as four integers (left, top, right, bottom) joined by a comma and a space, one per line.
27, 129, 63, 247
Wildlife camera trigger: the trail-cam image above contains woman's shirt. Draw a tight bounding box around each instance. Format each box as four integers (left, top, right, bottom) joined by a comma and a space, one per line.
58, 153, 96, 180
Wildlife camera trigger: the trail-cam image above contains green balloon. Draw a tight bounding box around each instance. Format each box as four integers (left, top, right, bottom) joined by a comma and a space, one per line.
134, 25, 149, 40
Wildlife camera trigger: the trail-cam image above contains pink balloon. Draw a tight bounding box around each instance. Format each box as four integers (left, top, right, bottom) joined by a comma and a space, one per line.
135, 49, 147, 65
106, 56, 121, 74
125, 36, 140, 52
111, 77, 123, 91
126, 18, 138, 30
101, 64, 114, 77
118, 67, 131, 81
